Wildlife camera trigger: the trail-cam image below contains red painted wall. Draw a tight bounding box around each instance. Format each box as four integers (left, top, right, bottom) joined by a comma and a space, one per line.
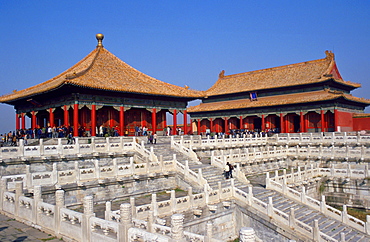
336, 111, 353, 132
353, 117, 370, 131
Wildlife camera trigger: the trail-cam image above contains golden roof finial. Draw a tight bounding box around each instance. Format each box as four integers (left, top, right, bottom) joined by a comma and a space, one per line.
96, 33, 104, 47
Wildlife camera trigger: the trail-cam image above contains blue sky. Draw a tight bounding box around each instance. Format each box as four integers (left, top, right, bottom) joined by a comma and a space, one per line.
0, 1, 369, 133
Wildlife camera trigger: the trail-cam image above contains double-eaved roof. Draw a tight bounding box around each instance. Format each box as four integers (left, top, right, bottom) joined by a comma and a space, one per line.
0, 42, 203, 104
205, 51, 360, 97
187, 89, 370, 113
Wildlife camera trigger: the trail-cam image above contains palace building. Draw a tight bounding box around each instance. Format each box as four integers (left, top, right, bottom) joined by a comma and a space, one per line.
0, 34, 203, 136
188, 51, 370, 134
1, 34, 369, 136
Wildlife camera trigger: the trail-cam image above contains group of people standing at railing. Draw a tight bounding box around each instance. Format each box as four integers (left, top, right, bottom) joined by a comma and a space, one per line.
205, 128, 278, 139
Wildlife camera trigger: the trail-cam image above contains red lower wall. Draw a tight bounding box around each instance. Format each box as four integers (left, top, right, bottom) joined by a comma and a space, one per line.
353, 117, 370, 131
336, 111, 353, 132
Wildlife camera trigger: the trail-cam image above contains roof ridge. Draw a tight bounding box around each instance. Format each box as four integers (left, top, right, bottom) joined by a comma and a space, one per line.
65, 47, 102, 80
220, 56, 329, 80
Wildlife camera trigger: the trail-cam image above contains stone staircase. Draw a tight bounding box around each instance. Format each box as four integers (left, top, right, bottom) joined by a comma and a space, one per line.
144, 136, 370, 241
245, 187, 368, 241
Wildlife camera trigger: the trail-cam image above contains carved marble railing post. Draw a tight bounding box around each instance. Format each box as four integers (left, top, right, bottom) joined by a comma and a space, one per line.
188, 187, 193, 209
267, 197, 273, 218
118, 203, 132, 242
0, 178, 7, 211
265, 172, 271, 189
282, 176, 287, 195
340, 232, 346, 242
301, 186, 307, 204
342, 205, 349, 224
52, 163, 58, 185
365, 215, 370, 235
171, 214, 185, 242
57, 138, 62, 154
239, 227, 256, 242
82, 196, 95, 242
130, 197, 136, 218
94, 160, 100, 180
14, 181, 23, 218
218, 182, 222, 200
170, 190, 176, 213
55, 189, 65, 237
204, 184, 210, 205
75, 137, 80, 154
184, 160, 189, 177
33, 185, 42, 224
26, 165, 32, 189
320, 195, 327, 214
198, 168, 205, 185
312, 219, 320, 241
151, 193, 158, 216
39, 139, 44, 156
18, 139, 24, 156
365, 164, 369, 178
204, 221, 213, 242
248, 186, 253, 206
147, 210, 155, 233
129, 157, 134, 175
105, 201, 111, 220
289, 208, 296, 229
74, 161, 81, 185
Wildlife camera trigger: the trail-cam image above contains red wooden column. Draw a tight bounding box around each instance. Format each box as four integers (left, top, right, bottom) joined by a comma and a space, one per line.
239, 116, 243, 130
190, 119, 193, 134
320, 110, 325, 132
224, 117, 228, 134
73, 103, 79, 136
91, 104, 97, 136
119, 106, 124, 136
183, 110, 187, 135
300, 112, 304, 133
32, 111, 36, 129
15, 113, 20, 130
172, 109, 177, 135
49, 108, 54, 127
261, 115, 265, 131
197, 119, 201, 135
152, 108, 157, 134
334, 109, 339, 131
63, 105, 69, 127
210, 118, 213, 133
21, 113, 26, 130
280, 113, 284, 133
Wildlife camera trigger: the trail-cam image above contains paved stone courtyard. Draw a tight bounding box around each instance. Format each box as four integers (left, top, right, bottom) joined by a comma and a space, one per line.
0, 213, 60, 242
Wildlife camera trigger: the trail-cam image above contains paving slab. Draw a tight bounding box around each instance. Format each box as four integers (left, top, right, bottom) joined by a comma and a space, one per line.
0, 213, 60, 241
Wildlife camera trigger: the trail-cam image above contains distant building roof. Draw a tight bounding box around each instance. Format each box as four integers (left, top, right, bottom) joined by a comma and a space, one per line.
206, 51, 360, 97
0, 35, 203, 103
187, 89, 370, 113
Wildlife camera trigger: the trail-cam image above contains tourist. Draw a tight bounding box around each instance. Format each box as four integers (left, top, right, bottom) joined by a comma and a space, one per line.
227, 162, 234, 178
224, 162, 230, 179
153, 132, 157, 144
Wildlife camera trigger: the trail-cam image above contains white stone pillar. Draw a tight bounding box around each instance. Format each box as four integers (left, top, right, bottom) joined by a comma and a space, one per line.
239, 227, 256, 242
33, 185, 42, 224
151, 193, 158, 216
265, 172, 271, 189
118, 203, 132, 242
55, 190, 65, 237
25, 165, 32, 189
188, 187, 194, 209
171, 214, 185, 242
130, 197, 136, 218
52, 163, 58, 185
82, 196, 94, 242
0, 178, 6, 211
204, 221, 213, 242
342, 204, 349, 224
170, 190, 176, 213
267, 197, 273, 218
14, 181, 23, 218
147, 210, 155, 233
289, 208, 296, 229
74, 161, 81, 185
320, 195, 327, 214
248, 186, 253, 206
105, 201, 111, 220
365, 215, 370, 235
312, 219, 320, 241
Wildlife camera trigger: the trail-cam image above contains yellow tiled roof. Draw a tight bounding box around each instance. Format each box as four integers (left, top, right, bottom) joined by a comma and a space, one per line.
0, 47, 204, 103
187, 89, 370, 113
206, 51, 361, 97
